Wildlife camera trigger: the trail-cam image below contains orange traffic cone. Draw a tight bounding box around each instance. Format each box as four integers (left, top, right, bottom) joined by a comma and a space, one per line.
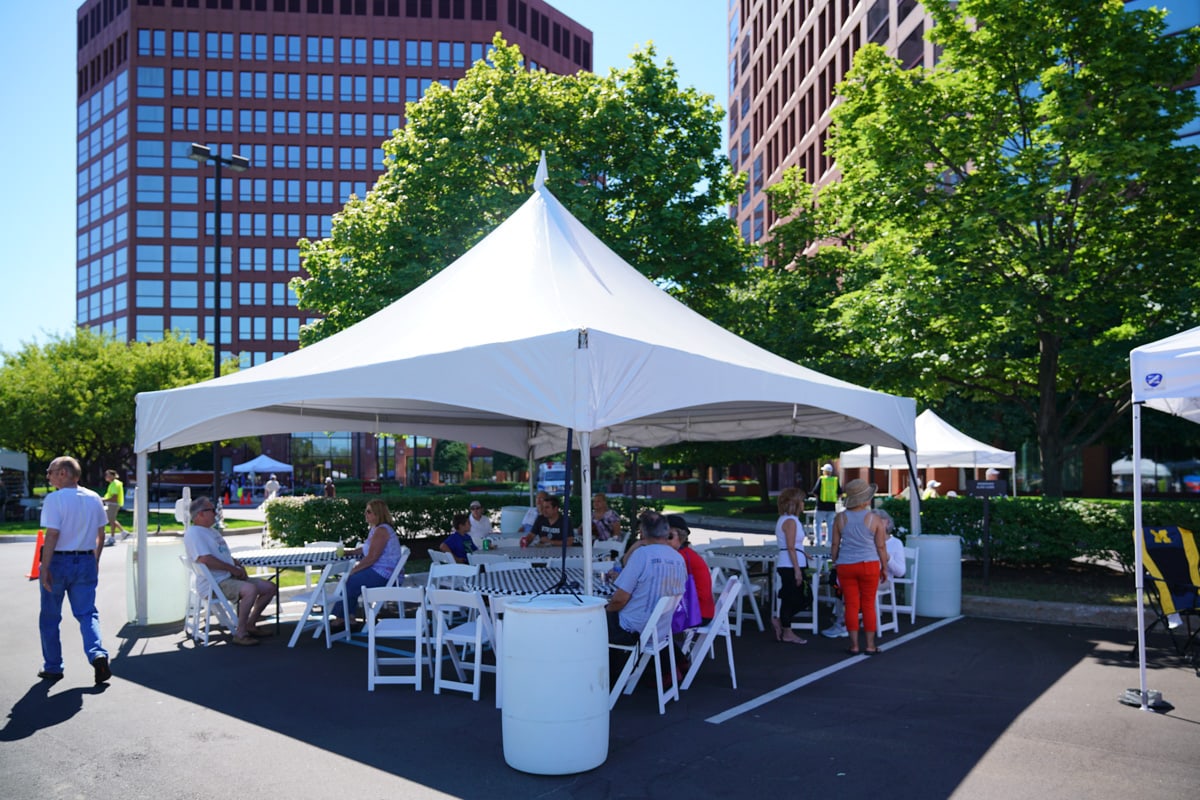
26, 530, 44, 580
224, 491, 231, 505
241, 490, 250, 505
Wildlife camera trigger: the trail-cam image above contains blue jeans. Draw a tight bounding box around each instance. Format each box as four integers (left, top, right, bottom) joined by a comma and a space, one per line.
39, 552, 107, 672
814, 510, 837, 545
340, 567, 389, 621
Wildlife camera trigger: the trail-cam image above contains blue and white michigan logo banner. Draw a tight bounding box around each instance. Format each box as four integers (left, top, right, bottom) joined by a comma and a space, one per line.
1145, 373, 1163, 388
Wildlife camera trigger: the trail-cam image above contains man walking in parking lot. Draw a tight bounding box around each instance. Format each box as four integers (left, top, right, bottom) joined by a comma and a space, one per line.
38, 456, 111, 684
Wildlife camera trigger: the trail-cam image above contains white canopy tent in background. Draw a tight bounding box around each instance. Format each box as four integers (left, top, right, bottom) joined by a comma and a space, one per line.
839, 409, 1016, 495
1130, 324, 1200, 711
131, 161, 918, 622
231, 453, 293, 474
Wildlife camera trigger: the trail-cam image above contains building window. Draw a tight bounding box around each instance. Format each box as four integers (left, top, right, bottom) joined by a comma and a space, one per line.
172, 68, 200, 96
239, 71, 268, 98
171, 245, 199, 272
206, 31, 235, 59
136, 66, 165, 97
137, 279, 164, 307
340, 37, 367, 64
171, 176, 199, 204
273, 34, 302, 62
273, 72, 302, 99
137, 210, 164, 238
205, 69, 234, 97
307, 35, 335, 63
240, 109, 268, 133
373, 38, 400, 65
136, 245, 164, 272
241, 33, 269, 61
205, 108, 234, 132
307, 73, 334, 101
170, 316, 200, 340
136, 105, 164, 133
339, 75, 367, 102
171, 107, 199, 130
172, 30, 200, 58
406, 39, 432, 66
135, 315, 165, 342
137, 28, 166, 56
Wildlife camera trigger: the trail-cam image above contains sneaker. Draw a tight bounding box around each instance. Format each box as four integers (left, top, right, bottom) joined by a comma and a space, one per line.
104, 536, 116, 547
119, 531, 131, 541
92, 656, 111, 684
822, 623, 848, 639
231, 635, 260, 647
38, 670, 64, 681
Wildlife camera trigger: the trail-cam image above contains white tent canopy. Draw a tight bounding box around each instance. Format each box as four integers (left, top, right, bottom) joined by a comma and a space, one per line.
1130, 324, 1200, 710
132, 170, 918, 620
232, 453, 293, 474
1110, 456, 1169, 477
839, 409, 1016, 471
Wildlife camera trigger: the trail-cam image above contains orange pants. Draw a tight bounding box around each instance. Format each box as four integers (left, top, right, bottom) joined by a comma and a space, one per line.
839, 560, 880, 633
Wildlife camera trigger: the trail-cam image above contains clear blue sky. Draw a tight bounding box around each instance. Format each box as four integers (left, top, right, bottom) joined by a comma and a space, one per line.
0, 0, 728, 356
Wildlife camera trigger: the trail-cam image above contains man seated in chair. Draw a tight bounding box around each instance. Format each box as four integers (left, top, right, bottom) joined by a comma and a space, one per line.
604, 511, 687, 645
183, 496, 277, 646
523, 495, 574, 547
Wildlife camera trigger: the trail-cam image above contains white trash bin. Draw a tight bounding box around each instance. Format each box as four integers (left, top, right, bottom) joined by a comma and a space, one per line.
499, 505, 530, 536
908, 534, 962, 618
502, 595, 609, 774
126, 537, 190, 624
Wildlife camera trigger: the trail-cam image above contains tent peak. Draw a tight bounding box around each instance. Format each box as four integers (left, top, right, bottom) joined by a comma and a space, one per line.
534, 150, 548, 190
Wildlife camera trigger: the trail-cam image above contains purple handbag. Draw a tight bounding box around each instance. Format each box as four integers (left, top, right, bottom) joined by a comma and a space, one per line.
671, 575, 702, 633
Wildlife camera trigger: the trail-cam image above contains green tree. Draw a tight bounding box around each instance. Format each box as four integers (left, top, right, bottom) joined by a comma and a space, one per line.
433, 440, 468, 479
776, 0, 1200, 496
294, 36, 748, 344
0, 329, 215, 484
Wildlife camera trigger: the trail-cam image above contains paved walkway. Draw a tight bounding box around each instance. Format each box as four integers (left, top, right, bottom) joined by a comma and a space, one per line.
2, 536, 1197, 799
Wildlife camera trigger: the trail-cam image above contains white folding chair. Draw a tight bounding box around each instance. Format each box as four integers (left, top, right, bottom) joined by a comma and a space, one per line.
876, 576, 900, 636
467, 552, 507, 566
364, 586, 427, 691
681, 576, 740, 690
892, 546, 919, 623
429, 588, 496, 701
428, 549, 456, 565
384, 545, 411, 588
426, 563, 481, 629
287, 560, 352, 648
301, 541, 339, 589
182, 556, 239, 647
705, 554, 764, 635
609, 594, 682, 715
707, 537, 745, 548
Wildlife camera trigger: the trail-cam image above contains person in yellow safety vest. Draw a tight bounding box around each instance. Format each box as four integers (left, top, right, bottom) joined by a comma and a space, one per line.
808, 463, 841, 545
101, 469, 127, 545
921, 479, 942, 500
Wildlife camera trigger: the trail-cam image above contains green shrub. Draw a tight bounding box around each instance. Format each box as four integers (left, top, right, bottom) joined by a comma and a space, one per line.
263, 491, 661, 547
877, 496, 1200, 572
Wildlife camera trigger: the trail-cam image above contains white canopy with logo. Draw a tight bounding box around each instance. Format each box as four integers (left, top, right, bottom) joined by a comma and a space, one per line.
1129, 324, 1200, 710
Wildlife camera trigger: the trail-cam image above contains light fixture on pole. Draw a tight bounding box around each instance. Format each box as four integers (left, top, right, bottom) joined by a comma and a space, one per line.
188, 143, 250, 504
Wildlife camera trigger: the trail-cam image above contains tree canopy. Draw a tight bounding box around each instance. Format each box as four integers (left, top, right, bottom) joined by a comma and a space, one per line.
768, 0, 1200, 496
0, 329, 215, 483
293, 36, 749, 344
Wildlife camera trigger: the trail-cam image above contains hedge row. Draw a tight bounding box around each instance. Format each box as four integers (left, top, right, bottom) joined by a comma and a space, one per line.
261, 492, 660, 548
877, 496, 1200, 572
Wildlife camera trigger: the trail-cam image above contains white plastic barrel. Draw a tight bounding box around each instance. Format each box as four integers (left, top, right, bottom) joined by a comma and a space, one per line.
500, 505, 531, 536
908, 534, 962, 618
126, 537, 190, 624
502, 595, 609, 774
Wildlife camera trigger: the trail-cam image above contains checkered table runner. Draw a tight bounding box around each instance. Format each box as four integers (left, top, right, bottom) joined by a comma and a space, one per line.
237, 547, 347, 567
465, 567, 612, 597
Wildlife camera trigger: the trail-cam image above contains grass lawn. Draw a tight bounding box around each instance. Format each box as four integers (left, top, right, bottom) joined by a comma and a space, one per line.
0, 511, 261, 536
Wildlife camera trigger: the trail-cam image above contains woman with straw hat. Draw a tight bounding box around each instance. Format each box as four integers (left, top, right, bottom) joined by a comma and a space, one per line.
829, 479, 890, 655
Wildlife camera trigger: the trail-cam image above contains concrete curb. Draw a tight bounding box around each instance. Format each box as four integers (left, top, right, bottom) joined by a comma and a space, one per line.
962, 595, 1137, 630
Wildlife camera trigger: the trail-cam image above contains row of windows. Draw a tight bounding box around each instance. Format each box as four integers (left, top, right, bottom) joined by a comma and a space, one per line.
77, 250, 129, 293
135, 30, 492, 69
133, 245, 303, 273
77, 285, 129, 323
130, 174, 367, 207
131, 140, 384, 172
78, 180, 129, 228
129, 313, 301, 351
78, 214, 129, 260
78, 72, 128, 134
130, 279, 297, 309
78, 146, 129, 199
136, 65, 452, 103
78, 111, 128, 166
138, 105, 395, 137
134, 210, 334, 240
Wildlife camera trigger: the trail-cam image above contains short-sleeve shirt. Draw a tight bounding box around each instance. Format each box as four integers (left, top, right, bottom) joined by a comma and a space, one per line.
614, 542, 686, 637
442, 530, 477, 562
592, 509, 620, 541
884, 535, 906, 579
102, 478, 124, 507
40, 486, 107, 551
183, 524, 233, 597
532, 513, 568, 542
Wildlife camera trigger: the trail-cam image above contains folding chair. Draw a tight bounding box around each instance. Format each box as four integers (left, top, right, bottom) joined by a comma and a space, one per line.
482, 560, 532, 573
301, 541, 340, 590
1141, 526, 1200, 661
875, 576, 900, 637
384, 545, 411, 588
681, 576, 740, 690
892, 546, 919, 624
429, 589, 496, 701
609, 593, 682, 715
364, 586, 427, 691
288, 560, 353, 648
467, 552, 508, 567
705, 554, 764, 635
428, 549, 457, 565
182, 556, 239, 647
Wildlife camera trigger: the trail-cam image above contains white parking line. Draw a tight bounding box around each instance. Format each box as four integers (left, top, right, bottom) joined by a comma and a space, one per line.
705, 615, 964, 724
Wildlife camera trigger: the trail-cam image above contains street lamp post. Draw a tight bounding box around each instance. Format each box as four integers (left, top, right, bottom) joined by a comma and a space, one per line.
188, 143, 250, 504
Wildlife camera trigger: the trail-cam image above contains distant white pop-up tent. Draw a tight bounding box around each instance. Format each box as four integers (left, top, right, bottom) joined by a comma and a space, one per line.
1129, 324, 1200, 710
232, 453, 293, 474
839, 409, 1016, 494
131, 158, 918, 622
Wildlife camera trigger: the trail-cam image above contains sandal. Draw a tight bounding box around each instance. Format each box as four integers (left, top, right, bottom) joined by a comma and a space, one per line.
864, 648, 881, 656
845, 647, 861, 655
770, 618, 783, 642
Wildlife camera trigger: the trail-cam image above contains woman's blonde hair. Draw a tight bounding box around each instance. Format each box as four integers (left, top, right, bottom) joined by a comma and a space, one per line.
777, 486, 805, 516
365, 499, 392, 527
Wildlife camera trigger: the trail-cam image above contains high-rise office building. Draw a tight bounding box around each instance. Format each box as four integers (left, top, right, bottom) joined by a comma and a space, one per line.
74, 0, 590, 481
75, 0, 590, 366
729, 0, 1198, 247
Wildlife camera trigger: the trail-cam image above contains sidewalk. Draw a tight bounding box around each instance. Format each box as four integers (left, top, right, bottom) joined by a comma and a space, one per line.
2, 538, 1198, 800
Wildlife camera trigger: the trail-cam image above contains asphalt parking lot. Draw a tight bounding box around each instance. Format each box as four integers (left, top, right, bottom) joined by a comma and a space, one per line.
1, 534, 1197, 800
